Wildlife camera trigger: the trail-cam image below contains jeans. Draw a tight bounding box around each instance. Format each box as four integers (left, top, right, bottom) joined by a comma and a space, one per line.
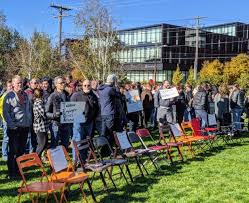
7, 127, 29, 176
51, 122, 70, 149
195, 109, 208, 128
36, 132, 48, 157
150, 108, 158, 128
101, 114, 115, 146
127, 112, 139, 132
26, 128, 37, 153
72, 121, 93, 163
1, 121, 8, 159
231, 108, 243, 130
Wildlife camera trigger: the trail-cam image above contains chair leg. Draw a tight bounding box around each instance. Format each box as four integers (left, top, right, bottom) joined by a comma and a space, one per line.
18, 193, 22, 203
52, 191, 59, 203
135, 157, 144, 177
79, 182, 89, 203
148, 154, 158, 170
106, 169, 117, 189
176, 145, 184, 161
118, 165, 129, 184
125, 164, 133, 182
86, 179, 97, 203
100, 172, 109, 192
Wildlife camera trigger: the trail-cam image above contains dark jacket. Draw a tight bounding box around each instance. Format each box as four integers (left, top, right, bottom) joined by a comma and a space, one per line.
98, 84, 116, 116
185, 90, 193, 107
230, 89, 245, 109
45, 90, 67, 122
42, 89, 52, 104
176, 91, 187, 112
70, 90, 99, 122
214, 94, 229, 119
193, 88, 207, 110
141, 89, 154, 110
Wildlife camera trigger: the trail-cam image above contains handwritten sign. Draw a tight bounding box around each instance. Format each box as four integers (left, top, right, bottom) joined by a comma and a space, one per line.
125, 90, 143, 113
159, 87, 179, 100
50, 146, 68, 172
60, 102, 86, 123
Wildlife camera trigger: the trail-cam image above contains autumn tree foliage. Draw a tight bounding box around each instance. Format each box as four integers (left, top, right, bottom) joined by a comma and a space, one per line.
172, 65, 184, 85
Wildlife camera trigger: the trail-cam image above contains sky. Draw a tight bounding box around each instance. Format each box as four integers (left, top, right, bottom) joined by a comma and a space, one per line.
1, 0, 249, 43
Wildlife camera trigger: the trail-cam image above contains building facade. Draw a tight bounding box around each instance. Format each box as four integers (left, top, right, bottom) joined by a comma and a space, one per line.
117, 22, 249, 82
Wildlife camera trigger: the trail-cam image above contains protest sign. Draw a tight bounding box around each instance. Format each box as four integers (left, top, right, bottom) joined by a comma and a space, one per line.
60, 102, 86, 123
50, 146, 68, 172
159, 87, 179, 100
125, 90, 143, 113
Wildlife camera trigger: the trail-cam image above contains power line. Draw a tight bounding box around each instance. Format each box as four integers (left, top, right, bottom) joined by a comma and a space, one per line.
50, 3, 72, 57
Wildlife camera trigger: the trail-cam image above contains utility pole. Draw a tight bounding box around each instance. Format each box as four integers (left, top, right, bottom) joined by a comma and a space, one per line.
50, 3, 72, 57
193, 16, 206, 81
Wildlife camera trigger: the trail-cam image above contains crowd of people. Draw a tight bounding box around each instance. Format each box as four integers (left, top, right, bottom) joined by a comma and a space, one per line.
0, 73, 249, 179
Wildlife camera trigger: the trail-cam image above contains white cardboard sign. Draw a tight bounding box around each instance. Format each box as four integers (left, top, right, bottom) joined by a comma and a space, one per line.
125, 90, 143, 113
50, 146, 68, 172
60, 102, 86, 123
159, 87, 179, 100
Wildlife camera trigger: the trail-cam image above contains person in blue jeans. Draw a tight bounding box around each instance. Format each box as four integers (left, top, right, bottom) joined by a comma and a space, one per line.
0, 80, 13, 160
71, 79, 99, 164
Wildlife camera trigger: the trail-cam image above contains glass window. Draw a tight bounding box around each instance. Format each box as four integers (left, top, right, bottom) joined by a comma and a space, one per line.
141, 29, 146, 43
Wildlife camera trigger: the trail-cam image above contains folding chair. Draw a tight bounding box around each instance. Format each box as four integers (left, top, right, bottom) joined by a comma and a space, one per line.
136, 128, 173, 164
127, 131, 159, 170
16, 153, 66, 203
169, 123, 197, 157
114, 131, 149, 177
190, 118, 217, 149
73, 139, 117, 193
158, 125, 184, 161
92, 136, 133, 183
47, 145, 95, 203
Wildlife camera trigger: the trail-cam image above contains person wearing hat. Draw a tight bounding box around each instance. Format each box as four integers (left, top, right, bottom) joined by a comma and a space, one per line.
98, 74, 117, 146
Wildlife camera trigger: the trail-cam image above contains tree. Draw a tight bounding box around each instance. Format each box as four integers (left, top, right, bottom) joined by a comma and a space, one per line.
172, 65, 183, 85
7, 31, 66, 79
71, 0, 121, 81
223, 54, 249, 84
186, 66, 196, 87
199, 59, 223, 85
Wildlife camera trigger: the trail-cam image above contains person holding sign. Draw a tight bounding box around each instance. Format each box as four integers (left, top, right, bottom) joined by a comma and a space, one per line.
154, 80, 175, 127
70, 79, 99, 163
45, 76, 70, 149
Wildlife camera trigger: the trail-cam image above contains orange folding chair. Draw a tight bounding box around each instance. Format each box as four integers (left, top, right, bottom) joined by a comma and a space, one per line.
16, 153, 66, 203
47, 145, 96, 203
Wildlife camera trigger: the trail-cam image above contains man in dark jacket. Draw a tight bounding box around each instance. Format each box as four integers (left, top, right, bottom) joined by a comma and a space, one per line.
71, 79, 99, 163
45, 76, 70, 149
141, 84, 154, 127
98, 74, 117, 145
193, 83, 208, 127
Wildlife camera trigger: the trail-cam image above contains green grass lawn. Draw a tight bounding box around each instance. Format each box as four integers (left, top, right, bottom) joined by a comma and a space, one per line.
1, 132, 249, 203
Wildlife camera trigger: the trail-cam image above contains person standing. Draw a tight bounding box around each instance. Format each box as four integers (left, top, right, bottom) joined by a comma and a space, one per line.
154, 80, 174, 127
0, 80, 13, 161
41, 77, 52, 104
193, 83, 208, 128
183, 84, 194, 121
229, 84, 245, 130
98, 74, 117, 145
33, 88, 49, 157
71, 79, 99, 163
3, 75, 32, 179
45, 76, 70, 149
175, 84, 187, 124
141, 83, 154, 127
214, 85, 229, 130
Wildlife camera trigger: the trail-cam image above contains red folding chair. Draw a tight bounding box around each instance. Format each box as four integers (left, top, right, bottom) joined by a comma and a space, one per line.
136, 128, 173, 163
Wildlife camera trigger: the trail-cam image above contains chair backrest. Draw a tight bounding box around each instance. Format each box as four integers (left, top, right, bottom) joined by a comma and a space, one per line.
158, 125, 171, 144
73, 139, 97, 166
208, 114, 217, 127
191, 118, 202, 136
16, 153, 48, 183
115, 131, 133, 150
136, 129, 151, 138
92, 136, 114, 158
181, 122, 194, 136
127, 131, 140, 143
169, 123, 183, 138
47, 145, 71, 173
